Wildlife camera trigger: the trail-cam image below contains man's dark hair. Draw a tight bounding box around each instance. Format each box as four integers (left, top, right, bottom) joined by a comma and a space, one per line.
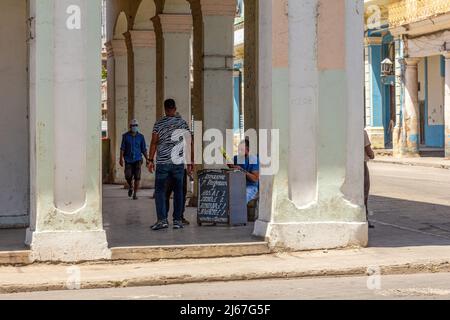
164, 99, 176, 110
241, 138, 250, 150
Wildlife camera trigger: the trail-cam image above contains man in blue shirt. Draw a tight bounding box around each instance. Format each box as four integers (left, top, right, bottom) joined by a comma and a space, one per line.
120, 119, 149, 200
228, 139, 260, 203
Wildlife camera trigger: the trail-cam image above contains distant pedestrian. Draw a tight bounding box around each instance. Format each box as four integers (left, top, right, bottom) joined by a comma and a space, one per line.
364, 129, 375, 228
119, 119, 149, 200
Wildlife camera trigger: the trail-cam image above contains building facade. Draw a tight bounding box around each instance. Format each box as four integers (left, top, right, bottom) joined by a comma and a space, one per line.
0, 0, 368, 263
364, 0, 450, 157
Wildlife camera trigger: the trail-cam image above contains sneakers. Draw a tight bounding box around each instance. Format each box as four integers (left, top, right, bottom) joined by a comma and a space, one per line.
173, 220, 184, 230
151, 221, 169, 231
151, 220, 185, 230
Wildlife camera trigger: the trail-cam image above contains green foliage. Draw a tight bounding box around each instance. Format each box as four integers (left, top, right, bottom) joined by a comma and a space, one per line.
102, 66, 107, 80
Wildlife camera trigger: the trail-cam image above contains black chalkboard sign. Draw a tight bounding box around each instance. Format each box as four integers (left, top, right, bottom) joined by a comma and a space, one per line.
197, 170, 229, 224
197, 170, 248, 226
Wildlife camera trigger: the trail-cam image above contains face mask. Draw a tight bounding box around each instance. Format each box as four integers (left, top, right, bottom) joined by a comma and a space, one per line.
131, 126, 139, 133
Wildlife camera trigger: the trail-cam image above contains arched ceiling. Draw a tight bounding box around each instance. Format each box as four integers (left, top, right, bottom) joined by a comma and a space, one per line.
134, 0, 157, 30
114, 11, 128, 39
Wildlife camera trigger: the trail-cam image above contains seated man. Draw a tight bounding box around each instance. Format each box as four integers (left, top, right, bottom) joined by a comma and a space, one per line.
228, 139, 260, 203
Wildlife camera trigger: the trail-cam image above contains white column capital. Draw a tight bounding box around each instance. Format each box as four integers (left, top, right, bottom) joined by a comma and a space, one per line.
403, 57, 421, 66
200, 0, 236, 16
129, 30, 156, 48
443, 51, 450, 59
105, 39, 128, 58
159, 14, 193, 34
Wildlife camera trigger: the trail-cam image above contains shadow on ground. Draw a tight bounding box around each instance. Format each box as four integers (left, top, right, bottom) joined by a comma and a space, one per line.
368, 195, 450, 247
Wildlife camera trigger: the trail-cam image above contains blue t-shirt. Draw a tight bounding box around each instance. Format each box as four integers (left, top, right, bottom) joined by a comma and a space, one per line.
234, 155, 260, 188
121, 132, 147, 164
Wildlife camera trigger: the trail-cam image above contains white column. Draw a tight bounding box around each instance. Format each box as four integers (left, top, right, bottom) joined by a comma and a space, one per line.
445, 52, 450, 158
402, 58, 421, 157
159, 14, 192, 122
27, 0, 110, 262
109, 39, 129, 183
255, 0, 367, 251
200, 0, 235, 144
130, 30, 157, 187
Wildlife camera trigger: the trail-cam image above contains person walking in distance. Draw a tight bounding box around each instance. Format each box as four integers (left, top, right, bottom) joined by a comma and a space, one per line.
119, 119, 150, 200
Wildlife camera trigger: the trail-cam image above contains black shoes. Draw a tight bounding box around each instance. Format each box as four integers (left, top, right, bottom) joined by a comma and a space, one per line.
151, 221, 169, 231
128, 188, 133, 198
173, 220, 184, 230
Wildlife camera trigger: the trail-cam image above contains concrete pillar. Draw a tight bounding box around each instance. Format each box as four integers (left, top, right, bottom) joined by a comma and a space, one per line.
392, 36, 405, 157
244, 0, 259, 132
108, 39, 129, 184
124, 31, 135, 123
188, 0, 204, 123
364, 37, 385, 149
159, 14, 192, 122
401, 58, 421, 157
26, 0, 110, 262
255, 0, 367, 251
200, 0, 235, 138
130, 30, 157, 187
444, 52, 450, 158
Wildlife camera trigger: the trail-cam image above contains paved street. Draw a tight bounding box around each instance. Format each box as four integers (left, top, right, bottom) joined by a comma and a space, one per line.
3, 272, 450, 300
368, 162, 450, 247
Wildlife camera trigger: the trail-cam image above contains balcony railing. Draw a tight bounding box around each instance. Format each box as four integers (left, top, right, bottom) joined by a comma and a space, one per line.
388, 0, 450, 27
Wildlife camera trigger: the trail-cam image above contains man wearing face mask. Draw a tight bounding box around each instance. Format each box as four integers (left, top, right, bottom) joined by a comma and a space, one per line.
119, 119, 149, 200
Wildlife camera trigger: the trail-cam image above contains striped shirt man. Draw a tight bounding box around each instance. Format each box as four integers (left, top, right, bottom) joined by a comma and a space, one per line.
152, 114, 190, 164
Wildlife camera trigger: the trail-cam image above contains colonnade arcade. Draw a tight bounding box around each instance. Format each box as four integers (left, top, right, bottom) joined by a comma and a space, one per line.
0, 0, 368, 262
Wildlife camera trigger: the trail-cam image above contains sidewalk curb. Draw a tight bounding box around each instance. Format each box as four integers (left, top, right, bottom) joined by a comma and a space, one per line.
372, 159, 450, 170
1, 259, 450, 294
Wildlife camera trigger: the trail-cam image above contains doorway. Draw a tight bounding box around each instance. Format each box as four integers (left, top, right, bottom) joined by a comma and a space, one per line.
0, 0, 29, 230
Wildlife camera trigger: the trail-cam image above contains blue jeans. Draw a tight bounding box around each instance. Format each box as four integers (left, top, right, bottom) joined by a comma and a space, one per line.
155, 164, 185, 222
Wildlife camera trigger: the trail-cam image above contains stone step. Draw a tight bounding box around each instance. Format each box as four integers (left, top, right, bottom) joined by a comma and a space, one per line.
0, 242, 270, 265
0, 250, 31, 266
111, 242, 271, 262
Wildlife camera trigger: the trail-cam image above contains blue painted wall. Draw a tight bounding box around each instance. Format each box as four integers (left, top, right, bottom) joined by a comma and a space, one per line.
441, 55, 446, 77
369, 42, 383, 128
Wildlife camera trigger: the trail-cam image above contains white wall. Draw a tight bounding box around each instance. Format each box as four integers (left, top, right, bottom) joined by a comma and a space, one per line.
0, 0, 29, 227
